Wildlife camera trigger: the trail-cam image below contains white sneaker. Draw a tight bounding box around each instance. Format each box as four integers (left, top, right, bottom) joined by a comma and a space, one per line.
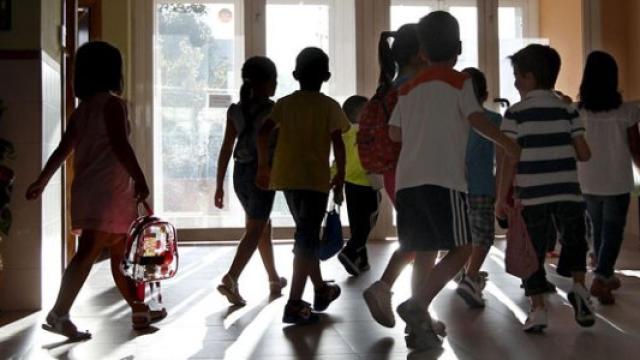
456, 275, 485, 308
363, 281, 395, 327
523, 308, 547, 333
568, 284, 596, 327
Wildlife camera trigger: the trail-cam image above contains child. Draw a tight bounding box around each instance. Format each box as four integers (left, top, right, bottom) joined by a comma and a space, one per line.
25, 42, 161, 339
214, 56, 287, 306
389, 12, 519, 350
362, 23, 426, 329
338, 95, 382, 276
256, 47, 350, 325
497, 44, 594, 333
455, 67, 502, 308
577, 51, 640, 304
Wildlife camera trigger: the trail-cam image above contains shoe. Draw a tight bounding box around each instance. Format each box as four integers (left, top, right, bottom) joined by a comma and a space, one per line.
357, 248, 371, 273
590, 277, 614, 305
405, 318, 447, 347
568, 284, 596, 327
217, 274, 246, 306
42, 311, 92, 341
523, 308, 547, 333
269, 277, 288, 296
456, 274, 486, 308
606, 275, 621, 291
453, 270, 465, 284
363, 280, 395, 327
397, 300, 442, 350
313, 281, 341, 312
544, 280, 557, 294
338, 249, 361, 276
283, 300, 319, 325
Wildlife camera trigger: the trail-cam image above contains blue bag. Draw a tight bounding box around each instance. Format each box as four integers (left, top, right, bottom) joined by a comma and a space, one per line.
317, 203, 343, 261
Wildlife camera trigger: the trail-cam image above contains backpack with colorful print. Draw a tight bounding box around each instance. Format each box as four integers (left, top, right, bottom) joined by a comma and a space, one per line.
356, 87, 401, 174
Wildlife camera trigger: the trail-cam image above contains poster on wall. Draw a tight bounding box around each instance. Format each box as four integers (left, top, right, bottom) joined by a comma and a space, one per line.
0, 0, 10, 31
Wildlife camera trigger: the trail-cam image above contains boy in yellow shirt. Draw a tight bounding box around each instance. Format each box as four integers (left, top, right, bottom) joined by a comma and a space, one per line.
338, 95, 382, 276
256, 47, 350, 325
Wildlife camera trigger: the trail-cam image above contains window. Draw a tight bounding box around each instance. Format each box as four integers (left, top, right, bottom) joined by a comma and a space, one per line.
390, 0, 478, 70
154, 2, 246, 228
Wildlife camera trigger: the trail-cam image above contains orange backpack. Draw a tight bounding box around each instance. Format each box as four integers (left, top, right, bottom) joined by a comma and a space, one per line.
356, 87, 401, 174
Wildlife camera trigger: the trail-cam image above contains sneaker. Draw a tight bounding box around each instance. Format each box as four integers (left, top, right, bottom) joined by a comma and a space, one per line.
590, 277, 614, 305
217, 274, 246, 306
405, 318, 447, 340
269, 277, 288, 296
453, 270, 465, 284
338, 249, 361, 276
313, 281, 341, 312
283, 300, 319, 325
544, 280, 557, 294
357, 248, 371, 273
363, 280, 395, 327
456, 275, 485, 308
397, 300, 442, 350
568, 284, 596, 327
523, 308, 547, 333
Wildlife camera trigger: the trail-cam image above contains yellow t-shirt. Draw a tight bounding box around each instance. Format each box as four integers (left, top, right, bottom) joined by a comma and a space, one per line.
269, 91, 351, 193
343, 125, 371, 186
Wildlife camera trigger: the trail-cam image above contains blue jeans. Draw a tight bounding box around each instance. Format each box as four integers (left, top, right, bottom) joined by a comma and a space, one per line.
584, 193, 630, 278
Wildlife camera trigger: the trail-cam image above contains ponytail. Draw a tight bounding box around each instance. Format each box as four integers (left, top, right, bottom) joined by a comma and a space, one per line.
378, 31, 396, 94
239, 78, 252, 120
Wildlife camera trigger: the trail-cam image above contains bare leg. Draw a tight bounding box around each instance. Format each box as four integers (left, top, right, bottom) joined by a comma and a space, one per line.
380, 250, 415, 287
465, 246, 491, 279
227, 219, 268, 280
289, 253, 311, 301
50, 231, 104, 316
308, 258, 324, 289
256, 220, 279, 281
415, 245, 472, 307
411, 251, 437, 302
572, 271, 586, 286
530, 294, 545, 309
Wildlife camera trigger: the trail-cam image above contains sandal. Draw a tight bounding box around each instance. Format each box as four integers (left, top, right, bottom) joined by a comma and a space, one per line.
217, 274, 246, 306
269, 277, 288, 296
132, 304, 167, 330
42, 311, 91, 341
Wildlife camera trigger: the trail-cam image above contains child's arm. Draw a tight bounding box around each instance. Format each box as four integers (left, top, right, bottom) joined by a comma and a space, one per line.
572, 135, 591, 162
389, 125, 402, 143
25, 113, 80, 200
496, 151, 517, 219
104, 97, 149, 200
214, 109, 237, 209
331, 130, 346, 204
628, 124, 640, 168
468, 112, 521, 159
255, 118, 276, 190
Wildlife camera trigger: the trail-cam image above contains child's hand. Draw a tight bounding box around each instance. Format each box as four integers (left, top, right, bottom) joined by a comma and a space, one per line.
256, 166, 271, 190
135, 180, 150, 200
330, 172, 345, 205
25, 179, 46, 200
214, 188, 224, 209
495, 199, 509, 220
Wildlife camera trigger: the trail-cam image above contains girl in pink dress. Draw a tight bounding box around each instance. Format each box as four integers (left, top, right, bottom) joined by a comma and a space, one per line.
26, 41, 162, 340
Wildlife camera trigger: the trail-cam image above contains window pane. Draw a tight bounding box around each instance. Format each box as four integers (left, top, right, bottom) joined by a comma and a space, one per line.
390, 2, 434, 30
448, 6, 478, 70
266, 0, 356, 226
498, 3, 548, 106
154, 2, 245, 229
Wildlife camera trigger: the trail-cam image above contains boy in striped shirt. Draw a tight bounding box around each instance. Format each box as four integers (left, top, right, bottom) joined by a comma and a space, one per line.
497, 44, 595, 333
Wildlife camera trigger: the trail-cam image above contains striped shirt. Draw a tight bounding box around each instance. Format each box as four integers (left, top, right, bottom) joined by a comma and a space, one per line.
501, 90, 585, 206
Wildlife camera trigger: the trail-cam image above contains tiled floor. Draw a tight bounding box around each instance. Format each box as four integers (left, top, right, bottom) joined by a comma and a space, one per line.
1, 238, 640, 359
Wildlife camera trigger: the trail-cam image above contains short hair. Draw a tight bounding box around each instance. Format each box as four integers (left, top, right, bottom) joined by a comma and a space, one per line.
462, 67, 488, 103
74, 41, 123, 99
509, 44, 561, 90
342, 95, 368, 124
294, 47, 329, 82
578, 51, 622, 112
417, 11, 461, 62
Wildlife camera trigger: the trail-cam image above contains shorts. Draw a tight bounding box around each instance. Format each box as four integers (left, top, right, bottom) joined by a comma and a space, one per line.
467, 195, 495, 248
233, 161, 275, 221
284, 190, 329, 257
396, 184, 471, 251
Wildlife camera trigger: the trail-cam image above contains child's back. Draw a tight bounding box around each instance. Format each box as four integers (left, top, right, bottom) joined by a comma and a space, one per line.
72, 93, 136, 233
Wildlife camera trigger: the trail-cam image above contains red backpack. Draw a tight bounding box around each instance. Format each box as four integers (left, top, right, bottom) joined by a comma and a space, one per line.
356, 87, 401, 174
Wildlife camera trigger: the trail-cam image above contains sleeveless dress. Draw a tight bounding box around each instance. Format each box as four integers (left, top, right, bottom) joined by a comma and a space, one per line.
71, 92, 137, 234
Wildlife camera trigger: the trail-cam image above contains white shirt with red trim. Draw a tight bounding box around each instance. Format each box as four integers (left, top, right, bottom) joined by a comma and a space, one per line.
389, 66, 483, 193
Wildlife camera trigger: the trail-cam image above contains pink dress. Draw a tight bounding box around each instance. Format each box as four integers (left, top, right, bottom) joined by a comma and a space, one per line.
71, 93, 137, 234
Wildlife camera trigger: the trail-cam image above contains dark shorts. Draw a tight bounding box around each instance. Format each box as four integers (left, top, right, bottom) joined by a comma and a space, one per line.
396, 184, 471, 251
284, 190, 329, 258
233, 161, 275, 221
